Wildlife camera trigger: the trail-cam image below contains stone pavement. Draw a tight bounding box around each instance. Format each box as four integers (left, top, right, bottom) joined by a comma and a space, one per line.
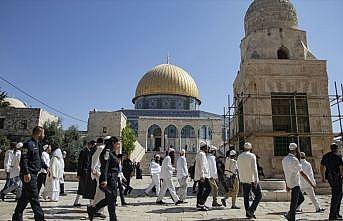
0, 177, 340, 221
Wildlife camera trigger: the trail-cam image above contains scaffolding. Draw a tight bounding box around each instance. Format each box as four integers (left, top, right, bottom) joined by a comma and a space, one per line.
222, 81, 343, 154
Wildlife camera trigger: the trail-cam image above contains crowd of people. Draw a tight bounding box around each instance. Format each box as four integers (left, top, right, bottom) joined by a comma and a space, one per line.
1, 125, 342, 221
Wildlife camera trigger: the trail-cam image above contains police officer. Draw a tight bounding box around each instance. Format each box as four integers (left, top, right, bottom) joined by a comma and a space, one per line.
87, 136, 120, 221
321, 143, 343, 220
12, 126, 47, 221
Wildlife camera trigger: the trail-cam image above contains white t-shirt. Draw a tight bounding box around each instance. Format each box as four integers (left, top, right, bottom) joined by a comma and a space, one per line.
194, 151, 210, 181
207, 154, 218, 179
176, 156, 188, 179
237, 151, 259, 183
282, 153, 302, 189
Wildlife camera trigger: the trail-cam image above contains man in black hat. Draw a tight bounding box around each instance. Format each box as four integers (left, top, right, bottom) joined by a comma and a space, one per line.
321, 143, 343, 220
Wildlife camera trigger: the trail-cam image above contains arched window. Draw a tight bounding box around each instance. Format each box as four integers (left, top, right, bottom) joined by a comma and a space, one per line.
199, 126, 212, 140
164, 125, 178, 138
181, 125, 196, 138
277, 46, 290, 59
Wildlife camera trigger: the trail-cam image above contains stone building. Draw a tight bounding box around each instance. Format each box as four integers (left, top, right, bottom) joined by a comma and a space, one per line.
87, 62, 223, 171
231, 0, 332, 176
0, 97, 58, 141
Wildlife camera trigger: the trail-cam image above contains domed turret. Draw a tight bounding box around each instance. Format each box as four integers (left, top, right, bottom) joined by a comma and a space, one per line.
244, 0, 298, 36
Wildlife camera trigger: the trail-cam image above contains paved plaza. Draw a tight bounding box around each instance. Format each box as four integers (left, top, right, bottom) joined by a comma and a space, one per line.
0, 177, 340, 221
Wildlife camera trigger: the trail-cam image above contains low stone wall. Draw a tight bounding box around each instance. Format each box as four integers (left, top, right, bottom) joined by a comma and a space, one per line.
0, 169, 79, 182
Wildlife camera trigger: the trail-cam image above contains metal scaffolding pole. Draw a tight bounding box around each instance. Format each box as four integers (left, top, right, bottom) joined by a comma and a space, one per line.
335, 82, 343, 142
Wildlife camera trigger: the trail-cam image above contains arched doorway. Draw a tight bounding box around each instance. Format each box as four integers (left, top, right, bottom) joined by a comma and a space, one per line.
181, 125, 196, 152
164, 125, 178, 151
199, 125, 212, 144
277, 46, 290, 59
147, 124, 162, 151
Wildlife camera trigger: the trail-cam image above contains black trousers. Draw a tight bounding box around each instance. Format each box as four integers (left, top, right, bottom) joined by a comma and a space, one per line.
242, 183, 262, 214
117, 179, 126, 204
123, 174, 132, 195
12, 174, 44, 221
93, 183, 117, 221
37, 173, 47, 193
196, 178, 211, 206
329, 182, 343, 220
287, 186, 304, 221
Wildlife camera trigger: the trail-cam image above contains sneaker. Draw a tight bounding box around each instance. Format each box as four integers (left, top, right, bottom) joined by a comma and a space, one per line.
94, 212, 106, 218
156, 200, 166, 205
231, 205, 240, 209
198, 206, 208, 211
246, 210, 256, 219
316, 208, 325, 213
212, 202, 222, 207
175, 200, 182, 205
221, 199, 227, 207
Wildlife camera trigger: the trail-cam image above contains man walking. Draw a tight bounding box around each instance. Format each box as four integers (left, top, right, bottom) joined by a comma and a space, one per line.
321, 143, 343, 220
298, 152, 324, 213
207, 145, 222, 207
176, 149, 188, 203
1, 142, 16, 200
195, 142, 211, 211
221, 150, 240, 209
237, 142, 262, 219
156, 148, 182, 205
12, 126, 46, 221
122, 154, 134, 195
282, 143, 316, 221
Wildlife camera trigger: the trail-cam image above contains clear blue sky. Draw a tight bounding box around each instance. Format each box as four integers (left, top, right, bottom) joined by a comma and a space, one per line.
0, 0, 342, 131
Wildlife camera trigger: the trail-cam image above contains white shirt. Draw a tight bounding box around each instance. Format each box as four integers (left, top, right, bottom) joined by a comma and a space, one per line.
207, 154, 218, 179
225, 157, 238, 177
237, 151, 259, 183
194, 151, 210, 181
176, 156, 188, 179
9, 150, 21, 178
4, 149, 14, 172
91, 144, 105, 180
299, 159, 316, 189
150, 161, 161, 175
160, 156, 174, 180
40, 151, 50, 174
282, 153, 302, 189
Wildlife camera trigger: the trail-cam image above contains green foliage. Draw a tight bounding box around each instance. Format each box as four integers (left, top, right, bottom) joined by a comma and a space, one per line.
63, 125, 84, 171
42, 121, 64, 149
0, 135, 10, 151
0, 89, 10, 107
121, 124, 136, 155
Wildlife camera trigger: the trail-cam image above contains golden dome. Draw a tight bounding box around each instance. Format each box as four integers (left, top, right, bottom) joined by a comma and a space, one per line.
134, 63, 200, 102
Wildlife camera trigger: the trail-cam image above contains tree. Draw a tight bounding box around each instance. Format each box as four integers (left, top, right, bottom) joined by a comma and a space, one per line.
63, 125, 84, 171
121, 124, 136, 155
42, 121, 64, 148
0, 135, 10, 151
0, 89, 10, 107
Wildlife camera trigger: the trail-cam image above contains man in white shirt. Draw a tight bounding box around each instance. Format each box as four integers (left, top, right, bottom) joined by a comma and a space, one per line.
207, 146, 222, 207
176, 149, 188, 203
195, 142, 211, 211
298, 152, 324, 213
145, 154, 161, 196
282, 143, 316, 221
38, 144, 51, 194
1, 142, 16, 200
222, 150, 240, 209
237, 142, 262, 219
156, 148, 182, 205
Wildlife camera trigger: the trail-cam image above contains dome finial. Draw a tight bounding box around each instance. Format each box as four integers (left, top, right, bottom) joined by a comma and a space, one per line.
167, 53, 170, 64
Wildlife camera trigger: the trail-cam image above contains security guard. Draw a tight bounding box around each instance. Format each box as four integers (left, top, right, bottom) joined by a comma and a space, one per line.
12, 126, 46, 221
87, 136, 120, 221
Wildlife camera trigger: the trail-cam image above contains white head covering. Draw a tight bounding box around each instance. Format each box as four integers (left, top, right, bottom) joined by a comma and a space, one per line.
168, 147, 175, 152
199, 140, 208, 148
244, 142, 252, 150
209, 145, 217, 151
53, 148, 63, 159
43, 144, 49, 151
180, 149, 186, 155
289, 143, 298, 151
230, 150, 236, 156
16, 142, 23, 149
300, 152, 306, 158
104, 136, 111, 141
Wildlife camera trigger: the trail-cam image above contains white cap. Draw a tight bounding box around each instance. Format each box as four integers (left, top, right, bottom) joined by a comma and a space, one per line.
16, 142, 23, 149
209, 145, 217, 151
169, 147, 175, 152
180, 149, 186, 154
300, 152, 306, 158
230, 150, 236, 156
104, 136, 111, 141
289, 143, 298, 151
199, 140, 208, 148
43, 144, 49, 150
155, 154, 160, 158
244, 142, 252, 150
